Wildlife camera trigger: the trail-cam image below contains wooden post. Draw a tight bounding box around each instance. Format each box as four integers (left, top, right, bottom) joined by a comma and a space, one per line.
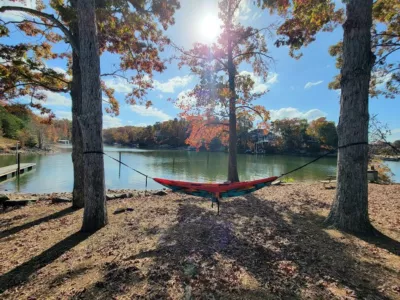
16, 143, 19, 164
119, 151, 121, 178
17, 152, 20, 178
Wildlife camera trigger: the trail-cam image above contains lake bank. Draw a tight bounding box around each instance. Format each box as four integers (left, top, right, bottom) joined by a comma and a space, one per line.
0, 145, 61, 156
0, 183, 399, 299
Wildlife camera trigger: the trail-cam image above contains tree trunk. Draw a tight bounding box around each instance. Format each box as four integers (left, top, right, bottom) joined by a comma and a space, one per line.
77, 0, 107, 232
325, 0, 374, 234
227, 37, 239, 183
70, 0, 84, 209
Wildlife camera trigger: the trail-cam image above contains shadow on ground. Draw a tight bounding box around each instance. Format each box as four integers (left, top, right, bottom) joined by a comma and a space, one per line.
0, 207, 77, 240
0, 231, 92, 293
76, 195, 396, 299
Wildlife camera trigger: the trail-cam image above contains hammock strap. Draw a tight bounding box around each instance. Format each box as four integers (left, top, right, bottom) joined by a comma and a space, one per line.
84, 141, 368, 184
83, 151, 152, 179
278, 141, 368, 178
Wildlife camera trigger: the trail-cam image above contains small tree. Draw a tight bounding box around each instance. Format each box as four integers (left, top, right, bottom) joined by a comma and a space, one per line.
177, 0, 272, 182
307, 117, 338, 148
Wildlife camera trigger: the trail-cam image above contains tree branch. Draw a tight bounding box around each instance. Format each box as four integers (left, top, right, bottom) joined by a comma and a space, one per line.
0, 6, 78, 55
171, 42, 229, 70
374, 47, 400, 66
1, 19, 57, 28
233, 51, 273, 60
236, 105, 264, 120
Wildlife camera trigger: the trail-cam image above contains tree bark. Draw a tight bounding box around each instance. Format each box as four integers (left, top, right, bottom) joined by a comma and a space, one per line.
77, 0, 107, 232
325, 0, 374, 234
227, 33, 239, 183
70, 0, 84, 209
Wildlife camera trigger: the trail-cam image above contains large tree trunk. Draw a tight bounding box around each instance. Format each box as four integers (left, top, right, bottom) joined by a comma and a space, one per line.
227, 39, 239, 183
70, 0, 84, 209
77, 0, 107, 232
325, 0, 374, 234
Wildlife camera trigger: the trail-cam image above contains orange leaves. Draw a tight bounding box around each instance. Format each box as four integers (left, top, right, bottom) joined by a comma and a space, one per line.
101, 80, 119, 116
185, 116, 229, 150
17, 22, 42, 36
262, 0, 344, 58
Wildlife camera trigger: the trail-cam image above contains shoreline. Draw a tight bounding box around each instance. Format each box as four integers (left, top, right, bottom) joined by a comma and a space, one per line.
2, 144, 399, 162
0, 188, 165, 204
0, 145, 62, 156
1, 182, 398, 204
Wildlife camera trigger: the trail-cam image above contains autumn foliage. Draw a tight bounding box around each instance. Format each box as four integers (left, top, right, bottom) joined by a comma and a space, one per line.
176, 0, 272, 155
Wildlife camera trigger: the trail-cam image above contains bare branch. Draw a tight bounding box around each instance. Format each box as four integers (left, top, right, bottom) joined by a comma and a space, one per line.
0, 6, 78, 55
233, 51, 274, 61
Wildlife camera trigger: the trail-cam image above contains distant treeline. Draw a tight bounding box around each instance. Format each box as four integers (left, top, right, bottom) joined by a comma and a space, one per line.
103, 118, 189, 148
0, 104, 71, 148
103, 117, 339, 153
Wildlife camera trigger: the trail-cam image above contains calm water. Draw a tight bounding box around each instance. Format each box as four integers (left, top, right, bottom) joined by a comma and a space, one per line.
0, 146, 398, 193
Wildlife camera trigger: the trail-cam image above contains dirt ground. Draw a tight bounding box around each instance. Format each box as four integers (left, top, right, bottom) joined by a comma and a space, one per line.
0, 183, 399, 299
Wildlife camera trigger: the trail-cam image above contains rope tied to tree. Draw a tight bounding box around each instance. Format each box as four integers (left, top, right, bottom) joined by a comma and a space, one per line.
278, 141, 368, 178
84, 141, 369, 185
83, 151, 152, 179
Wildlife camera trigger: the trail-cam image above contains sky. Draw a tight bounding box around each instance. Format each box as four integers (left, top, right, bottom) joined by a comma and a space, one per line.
1, 0, 399, 141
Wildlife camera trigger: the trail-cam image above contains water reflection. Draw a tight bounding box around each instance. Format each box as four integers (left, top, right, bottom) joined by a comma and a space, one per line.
0, 147, 397, 193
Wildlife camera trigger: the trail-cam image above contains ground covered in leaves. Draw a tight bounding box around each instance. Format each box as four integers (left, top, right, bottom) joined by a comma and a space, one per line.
0, 183, 399, 299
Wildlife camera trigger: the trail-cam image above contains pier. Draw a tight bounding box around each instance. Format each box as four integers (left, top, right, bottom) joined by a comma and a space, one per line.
0, 163, 36, 181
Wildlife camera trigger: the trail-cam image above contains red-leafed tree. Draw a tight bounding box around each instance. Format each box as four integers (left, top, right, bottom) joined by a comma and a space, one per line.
177, 0, 272, 182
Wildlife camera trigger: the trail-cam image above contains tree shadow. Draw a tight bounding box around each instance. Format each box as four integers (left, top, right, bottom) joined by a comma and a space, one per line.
0, 231, 93, 293
77, 194, 393, 299
0, 207, 77, 240
354, 229, 400, 256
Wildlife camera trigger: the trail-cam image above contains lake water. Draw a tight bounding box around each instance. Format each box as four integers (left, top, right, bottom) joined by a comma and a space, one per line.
0, 146, 398, 193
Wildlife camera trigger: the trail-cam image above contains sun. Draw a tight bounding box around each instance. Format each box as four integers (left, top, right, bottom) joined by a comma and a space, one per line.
198, 15, 222, 43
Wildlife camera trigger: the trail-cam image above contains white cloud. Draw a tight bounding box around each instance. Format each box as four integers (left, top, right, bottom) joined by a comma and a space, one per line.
54, 110, 72, 120
103, 78, 133, 93
130, 105, 172, 121
0, 0, 35, 22
239, 71, 279, 94
153, 75, 192, 93
373, 71, 393, 89
103, 115, 123, 129
38, 91, 71, 107
236, 0, 251, 21
304, 80, 324, 89
103, 75, 192, 94
266, 72, 279, 85
270, 107, 327, 121
175, 89, 197, 109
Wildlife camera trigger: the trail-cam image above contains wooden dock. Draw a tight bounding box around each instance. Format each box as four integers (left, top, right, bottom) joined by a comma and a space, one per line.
0, 163, 36, 181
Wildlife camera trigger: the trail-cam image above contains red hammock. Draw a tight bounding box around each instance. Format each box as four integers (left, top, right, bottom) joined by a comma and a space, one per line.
153, 176, 278, 199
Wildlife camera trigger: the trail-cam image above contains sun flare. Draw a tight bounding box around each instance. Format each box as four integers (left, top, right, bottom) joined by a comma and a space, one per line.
199, 15, 222, 43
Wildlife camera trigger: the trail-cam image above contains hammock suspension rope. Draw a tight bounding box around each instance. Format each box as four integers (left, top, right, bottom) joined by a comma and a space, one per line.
83, 141, 368, 214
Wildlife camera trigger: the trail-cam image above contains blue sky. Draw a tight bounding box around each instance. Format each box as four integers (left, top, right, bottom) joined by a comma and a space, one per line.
1, 0, 399, 141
